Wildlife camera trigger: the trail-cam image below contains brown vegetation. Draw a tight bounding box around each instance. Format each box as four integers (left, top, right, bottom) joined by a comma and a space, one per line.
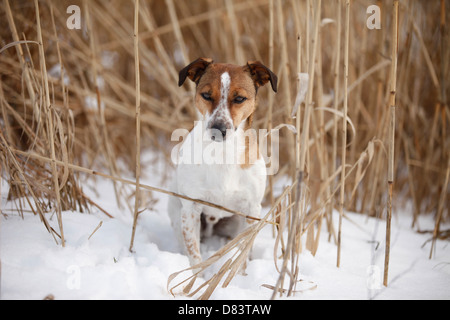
0, 0, 448, 298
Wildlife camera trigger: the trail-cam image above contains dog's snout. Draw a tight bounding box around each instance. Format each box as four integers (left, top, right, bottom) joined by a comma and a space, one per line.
210, 123, 227, 141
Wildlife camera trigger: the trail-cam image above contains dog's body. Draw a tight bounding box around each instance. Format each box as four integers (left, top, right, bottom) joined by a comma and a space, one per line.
168, 58, 277, 268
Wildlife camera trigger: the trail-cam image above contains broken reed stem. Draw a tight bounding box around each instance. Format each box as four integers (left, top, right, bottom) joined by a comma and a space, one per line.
295, 34, 302, 171
129, 0, 141, 253
384, 0, 399, 287
88, 221, 103, 240
34, 0, 65, 247
337, 0, 349, 268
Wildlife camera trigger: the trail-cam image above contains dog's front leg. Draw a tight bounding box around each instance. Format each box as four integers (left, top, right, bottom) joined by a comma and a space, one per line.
181, 203, 203, 270
242, 202, 261, 228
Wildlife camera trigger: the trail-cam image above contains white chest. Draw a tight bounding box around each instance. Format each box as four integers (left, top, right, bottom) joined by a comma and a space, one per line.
174, 122, 266, 217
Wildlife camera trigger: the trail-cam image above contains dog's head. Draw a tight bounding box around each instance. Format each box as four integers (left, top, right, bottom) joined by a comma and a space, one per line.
179, 58, 277, 141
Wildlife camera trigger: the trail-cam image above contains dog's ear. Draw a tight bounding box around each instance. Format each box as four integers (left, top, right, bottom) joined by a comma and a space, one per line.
178, 58, 213, 87
245, 61, 278, 93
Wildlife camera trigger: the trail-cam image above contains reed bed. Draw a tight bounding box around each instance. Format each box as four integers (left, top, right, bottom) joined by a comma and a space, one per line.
0, 0, 448, 298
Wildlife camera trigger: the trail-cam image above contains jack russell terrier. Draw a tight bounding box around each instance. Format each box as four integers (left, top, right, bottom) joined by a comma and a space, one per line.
168, 58, 277, 269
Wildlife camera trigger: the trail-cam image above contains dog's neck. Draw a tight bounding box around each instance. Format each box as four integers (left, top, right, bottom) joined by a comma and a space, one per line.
189, 116, 258, 169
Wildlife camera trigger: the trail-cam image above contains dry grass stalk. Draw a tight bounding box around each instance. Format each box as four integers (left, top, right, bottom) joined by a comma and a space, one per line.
430, 157, 450, 259
266, 0, 275, 230
129, 0, 141, 253
88, 221, 103, 240
384, 0, 399, 287
330, 0, 342, 246
337, 0, 350, 268
34, 0, 65, 246
429, 0, 449, 257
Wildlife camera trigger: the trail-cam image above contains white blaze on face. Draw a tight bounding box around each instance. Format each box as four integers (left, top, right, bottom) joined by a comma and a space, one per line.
219, 72, 230, 109
207, 72, 233, 132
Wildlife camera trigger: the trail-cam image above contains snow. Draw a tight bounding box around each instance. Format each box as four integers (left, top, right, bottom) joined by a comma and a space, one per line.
1, 151, 449, 300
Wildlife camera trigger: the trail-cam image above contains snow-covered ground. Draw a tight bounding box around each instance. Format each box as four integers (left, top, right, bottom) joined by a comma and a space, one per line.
1, 152, 449, 300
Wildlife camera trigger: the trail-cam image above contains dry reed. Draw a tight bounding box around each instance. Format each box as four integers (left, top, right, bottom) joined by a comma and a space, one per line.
0, 0, 448, 299
129, 0, 141, 253
383, 0, 399, 287
337, 0, 350, 268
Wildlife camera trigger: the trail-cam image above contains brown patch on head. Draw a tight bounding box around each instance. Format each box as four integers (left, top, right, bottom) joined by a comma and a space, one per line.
245, 61, 278, 93
178, 57, 213, 86
179, 59, 277, 141
196, 63, 258, 129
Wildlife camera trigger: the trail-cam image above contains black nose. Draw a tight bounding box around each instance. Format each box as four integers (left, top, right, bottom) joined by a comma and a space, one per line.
210, 123, 227, 141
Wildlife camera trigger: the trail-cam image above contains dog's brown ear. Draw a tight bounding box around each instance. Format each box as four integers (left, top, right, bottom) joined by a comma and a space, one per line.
178, 58, 213, 87
246, 61, 278, 92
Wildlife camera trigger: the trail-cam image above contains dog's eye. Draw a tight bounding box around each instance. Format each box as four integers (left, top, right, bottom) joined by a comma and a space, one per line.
233, 96, 247, 104
201, 92, 212, 101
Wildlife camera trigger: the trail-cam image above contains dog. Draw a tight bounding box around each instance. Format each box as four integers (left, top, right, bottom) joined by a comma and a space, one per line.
168, 58, 277, 270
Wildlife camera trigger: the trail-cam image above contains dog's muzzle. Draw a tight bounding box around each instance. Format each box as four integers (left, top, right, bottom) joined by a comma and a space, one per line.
207, 117, 234, 142
209, 122, 228, 142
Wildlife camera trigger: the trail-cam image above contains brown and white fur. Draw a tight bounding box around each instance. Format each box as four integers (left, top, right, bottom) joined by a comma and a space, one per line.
168, 58, 277, 270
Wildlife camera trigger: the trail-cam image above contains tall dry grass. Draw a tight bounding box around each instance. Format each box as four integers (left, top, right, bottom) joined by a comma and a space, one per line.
0, 0, 448, 298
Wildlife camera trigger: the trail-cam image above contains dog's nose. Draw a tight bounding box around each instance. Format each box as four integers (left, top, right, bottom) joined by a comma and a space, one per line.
211, 123, 227, 141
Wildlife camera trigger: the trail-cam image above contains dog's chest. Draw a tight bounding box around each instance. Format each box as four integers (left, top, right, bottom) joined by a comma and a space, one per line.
176, 149, 264, 215
177, 160, 263, 207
